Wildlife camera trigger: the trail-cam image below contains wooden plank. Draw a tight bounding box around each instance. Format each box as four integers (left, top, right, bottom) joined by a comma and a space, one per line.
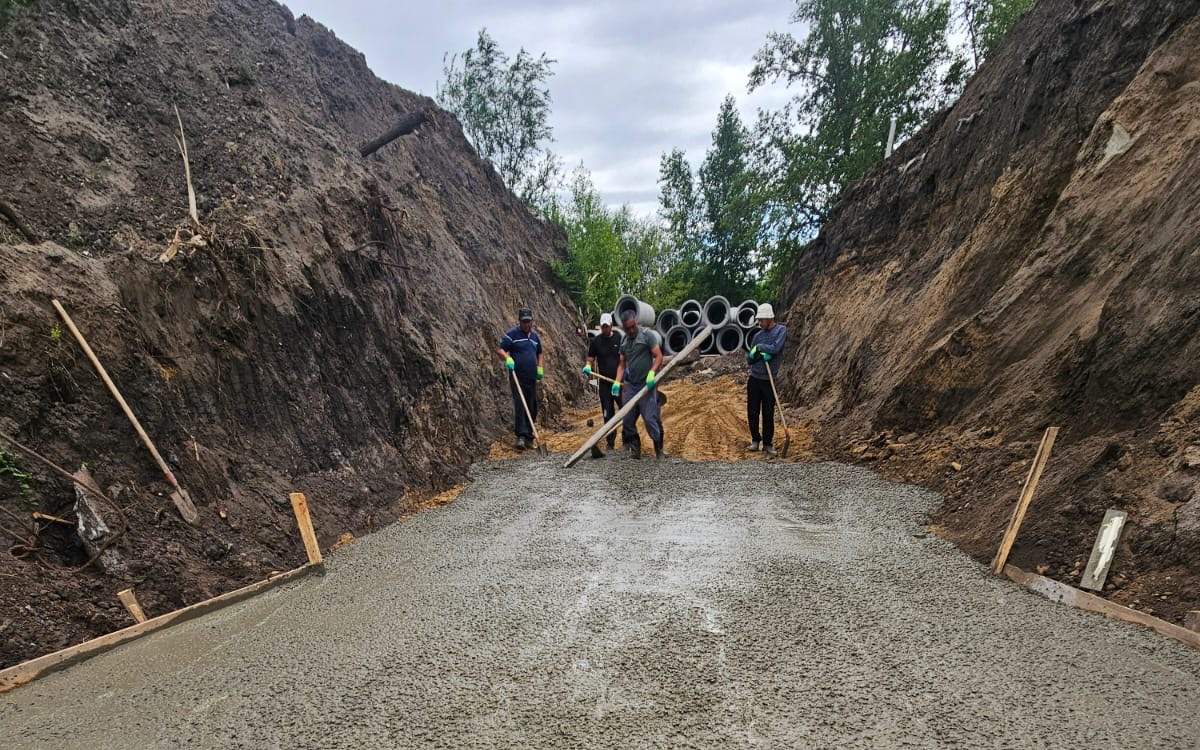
0, 564, 318, 694
565, 325, 714, 468
116, 588, 148, 624
1079, 509, 1127, 591
289, 492, 323, 566
991, 426, 1059, 574
1004, 565, 1200, 651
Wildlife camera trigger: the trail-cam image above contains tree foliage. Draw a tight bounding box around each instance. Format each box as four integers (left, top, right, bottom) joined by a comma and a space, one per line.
748, 0, 962, 249
549, 168, 685, 319
437, 28, 561, 207
697, 96, 763, 301
960, 0, 1035, 68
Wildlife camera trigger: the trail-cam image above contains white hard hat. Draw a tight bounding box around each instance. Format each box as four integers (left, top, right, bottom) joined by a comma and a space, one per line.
599, 312, 613, 326
756, 303, 776, 319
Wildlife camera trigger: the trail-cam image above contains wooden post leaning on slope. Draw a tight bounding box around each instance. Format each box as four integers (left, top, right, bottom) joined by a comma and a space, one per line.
289, 492, 323, 566
116, 588, 148, 624
359, 110, 428, 157
991, 426, 1059, 574
565, 325, 714, 468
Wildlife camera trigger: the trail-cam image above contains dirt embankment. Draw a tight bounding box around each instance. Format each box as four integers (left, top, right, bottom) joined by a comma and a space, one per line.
776, 0, 1200, 623
0, 0, 583, 667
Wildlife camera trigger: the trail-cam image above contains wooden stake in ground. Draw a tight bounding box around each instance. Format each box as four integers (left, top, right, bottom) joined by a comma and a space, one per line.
51, 300, 200, 527
991, 426, 1059, 574
1079, 509, 1127, 591
565, 325, 714, 468
289, 492, 323, 566
116, 588, 148, 624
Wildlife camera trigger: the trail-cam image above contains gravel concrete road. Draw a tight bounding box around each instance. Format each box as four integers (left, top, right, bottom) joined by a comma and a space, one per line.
3, 458, 1200, 748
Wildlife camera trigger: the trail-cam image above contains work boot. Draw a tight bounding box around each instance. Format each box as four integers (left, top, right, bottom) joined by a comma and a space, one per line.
630, 441, 641, 460
747, 440, 762, 452
765, 444, 778, 457
515, 436, 527, 450
590, 444, 605, 459
654, 440, 664, 460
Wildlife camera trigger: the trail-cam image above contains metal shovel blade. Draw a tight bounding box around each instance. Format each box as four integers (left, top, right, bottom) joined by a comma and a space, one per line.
171, 487, 201, 526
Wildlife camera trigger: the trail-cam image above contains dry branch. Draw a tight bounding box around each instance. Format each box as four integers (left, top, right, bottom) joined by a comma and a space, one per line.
172, 105, 200, 228
0, 199, 39, 243
359, 110, 428, 157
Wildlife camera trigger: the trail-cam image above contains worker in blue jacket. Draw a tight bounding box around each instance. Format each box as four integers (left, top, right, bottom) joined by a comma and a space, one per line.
496, 307, 544, 450
746, 303, 787, 456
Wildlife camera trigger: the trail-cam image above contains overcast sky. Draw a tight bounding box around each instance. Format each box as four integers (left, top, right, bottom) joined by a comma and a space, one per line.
283, 0, 796, 216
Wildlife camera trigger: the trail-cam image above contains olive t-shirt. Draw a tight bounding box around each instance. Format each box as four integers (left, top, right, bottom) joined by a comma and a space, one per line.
620, 327, 661, 386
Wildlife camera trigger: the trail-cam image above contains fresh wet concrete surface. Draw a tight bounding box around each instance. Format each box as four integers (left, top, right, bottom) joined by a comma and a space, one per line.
3, 458, 1200, 748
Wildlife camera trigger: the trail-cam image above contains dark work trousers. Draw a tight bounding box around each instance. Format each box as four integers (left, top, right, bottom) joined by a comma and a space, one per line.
622, 383, 663, 447
597, 385, 618, 448
747, 375, 776, 447
510, 375, 538, 439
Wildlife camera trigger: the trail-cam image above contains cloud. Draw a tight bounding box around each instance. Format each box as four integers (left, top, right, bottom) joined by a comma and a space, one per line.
284, 0, 798, 215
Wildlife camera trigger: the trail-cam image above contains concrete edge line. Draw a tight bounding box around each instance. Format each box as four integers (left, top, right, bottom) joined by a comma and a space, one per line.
1003, 564, 1200, 651
0, 562, 322, 694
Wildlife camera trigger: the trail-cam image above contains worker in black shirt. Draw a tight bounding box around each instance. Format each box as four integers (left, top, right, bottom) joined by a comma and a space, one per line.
583, 312, 622, 454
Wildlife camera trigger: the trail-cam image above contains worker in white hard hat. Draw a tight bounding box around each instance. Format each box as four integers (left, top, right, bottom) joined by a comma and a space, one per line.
583, 312, 622, 454
745, 303, 787, 455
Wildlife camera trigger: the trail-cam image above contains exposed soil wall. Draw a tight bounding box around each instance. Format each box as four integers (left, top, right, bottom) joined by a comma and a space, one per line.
0, 0, 583, 667
778, 0, 1200, 623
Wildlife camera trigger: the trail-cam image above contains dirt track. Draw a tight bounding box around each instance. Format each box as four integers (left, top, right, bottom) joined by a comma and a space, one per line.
4, 456, 1199, 748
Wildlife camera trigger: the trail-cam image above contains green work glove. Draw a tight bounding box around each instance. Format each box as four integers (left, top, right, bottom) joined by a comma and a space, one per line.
611, 381, 621, 397
582, 364, 592, 376
760, 351, 772, 362
536, 365, 545, 381
645, 369, 657, 390
504, 356, 515, 372
747, 345, 757, 364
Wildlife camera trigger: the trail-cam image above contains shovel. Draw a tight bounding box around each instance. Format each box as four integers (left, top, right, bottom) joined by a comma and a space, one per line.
52, 300, 200, 525
511, 371, 547, 456
764, 363, 791, 458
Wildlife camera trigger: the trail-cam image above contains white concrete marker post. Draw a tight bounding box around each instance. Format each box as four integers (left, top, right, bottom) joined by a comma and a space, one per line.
1079, 509, 1127, 591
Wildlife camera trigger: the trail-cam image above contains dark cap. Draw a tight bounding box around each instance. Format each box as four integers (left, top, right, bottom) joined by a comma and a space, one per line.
518, 307, 534, 321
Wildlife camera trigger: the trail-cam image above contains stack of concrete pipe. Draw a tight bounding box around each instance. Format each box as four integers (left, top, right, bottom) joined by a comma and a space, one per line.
611, 294, 773, 356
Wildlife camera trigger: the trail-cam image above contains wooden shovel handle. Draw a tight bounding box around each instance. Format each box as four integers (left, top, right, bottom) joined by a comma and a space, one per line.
764, 363, 790, 434
52, 300, 178, 488
510, 371, 541, 443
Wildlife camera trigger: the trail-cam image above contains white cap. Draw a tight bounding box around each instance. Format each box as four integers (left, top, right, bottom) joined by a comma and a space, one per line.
599, 312, 613, 326
756, 303, 776, 319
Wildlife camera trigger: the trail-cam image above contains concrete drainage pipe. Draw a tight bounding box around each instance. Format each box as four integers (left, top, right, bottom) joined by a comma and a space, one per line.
744, 327, 761, 351
679, 299, 703, 329
700, 331, 718, 355
716, 325, 744, 355
736, 300, 759, 329
656, 308, 681, 336
662, 325, 692, 356
614, 294, 656, 327
703, 295, 732, 328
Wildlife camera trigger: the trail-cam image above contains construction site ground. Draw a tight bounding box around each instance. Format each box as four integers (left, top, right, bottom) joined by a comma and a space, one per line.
3, 452, 1200, 747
